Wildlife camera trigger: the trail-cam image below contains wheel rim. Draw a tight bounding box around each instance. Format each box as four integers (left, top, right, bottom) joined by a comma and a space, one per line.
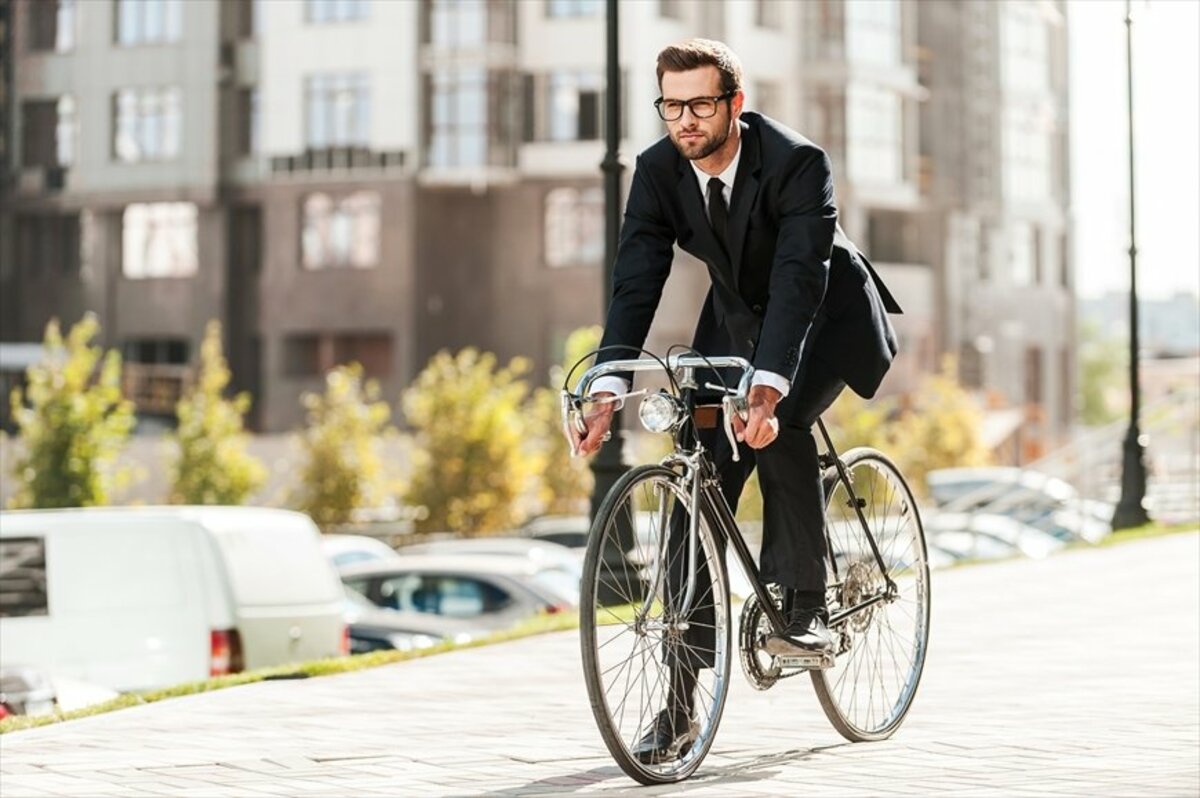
583, 471, 730, 782
818, 455, 930, 738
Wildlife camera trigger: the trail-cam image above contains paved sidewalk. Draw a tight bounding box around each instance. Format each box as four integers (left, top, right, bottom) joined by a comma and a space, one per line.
2, 533, 1198, 797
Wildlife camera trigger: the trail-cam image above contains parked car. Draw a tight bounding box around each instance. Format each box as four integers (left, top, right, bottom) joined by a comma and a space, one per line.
321, 533, 403, 571
923, 511, 1067, 560
0, 666, 56, 718
520, 515, 590, 550
339, 555, 573, 633
342, 587, 483, 654
398, 537, 582, 601
927, 467, 1112, 543
0, 507, 348, 692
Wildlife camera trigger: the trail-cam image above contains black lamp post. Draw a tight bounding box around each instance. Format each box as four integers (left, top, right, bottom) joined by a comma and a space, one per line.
590, 0, 637, 604
1113, 0, 1151, 530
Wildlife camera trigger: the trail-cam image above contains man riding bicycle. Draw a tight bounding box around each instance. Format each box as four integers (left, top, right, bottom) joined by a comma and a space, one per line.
570, 38, 902, 762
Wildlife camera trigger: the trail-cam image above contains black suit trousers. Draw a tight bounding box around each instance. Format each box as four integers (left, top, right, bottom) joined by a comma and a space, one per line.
666, 356, 846, 671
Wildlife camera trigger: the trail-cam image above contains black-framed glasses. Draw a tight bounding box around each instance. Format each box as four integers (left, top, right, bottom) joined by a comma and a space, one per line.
654, 92, 735, 122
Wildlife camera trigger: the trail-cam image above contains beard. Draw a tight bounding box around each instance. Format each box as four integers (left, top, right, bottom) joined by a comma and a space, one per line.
670, 123, 729, 161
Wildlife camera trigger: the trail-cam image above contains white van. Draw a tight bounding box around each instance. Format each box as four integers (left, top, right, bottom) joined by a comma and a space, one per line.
0, 506, 348, 692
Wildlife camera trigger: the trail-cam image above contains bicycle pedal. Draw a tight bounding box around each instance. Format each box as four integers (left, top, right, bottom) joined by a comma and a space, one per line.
775, 652, 835, 670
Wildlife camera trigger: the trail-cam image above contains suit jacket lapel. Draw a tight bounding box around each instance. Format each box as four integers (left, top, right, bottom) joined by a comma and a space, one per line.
676, 162, 737, 296
726, 119, 760, 291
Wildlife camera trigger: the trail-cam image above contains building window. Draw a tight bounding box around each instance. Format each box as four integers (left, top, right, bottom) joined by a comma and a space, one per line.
1024, 345, 1043, 405
306, 0, 369, 23
657, 0, 682, 19
429, 0, 486, 46
16, 214, 81, 278
845, 0, 901, 67
113, 87, 181, 162
1009, 223, 1035, 286
0, 538, 49, 618
28, 0, 76, 52
301, 192, 381, 270
547, 72, 602, 142
847, 84, 901, 185
1001, 2, 1048, 93
1003, 108, 1051, 203
284, 332, 393, 377
237, 88, 260, 156
754, 0, 783, 28
427, 68, 487, 168
122, 338, 190, 364
545, 186, 603, 267
305, 74, 370, 149
122, 202, 199, 279
546, 0, 601, 18
115, 0, 184, 46
22, 96, 75, 168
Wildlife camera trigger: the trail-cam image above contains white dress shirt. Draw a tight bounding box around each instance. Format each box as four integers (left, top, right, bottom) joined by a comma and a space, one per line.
593, 140, 791, 402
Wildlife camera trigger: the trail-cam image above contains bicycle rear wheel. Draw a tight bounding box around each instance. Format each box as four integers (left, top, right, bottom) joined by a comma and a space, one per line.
811, 448, 931, 742
580, 464, 731, 785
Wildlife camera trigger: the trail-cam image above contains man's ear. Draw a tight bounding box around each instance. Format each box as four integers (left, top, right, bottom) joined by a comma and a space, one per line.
731, 90, 746, 120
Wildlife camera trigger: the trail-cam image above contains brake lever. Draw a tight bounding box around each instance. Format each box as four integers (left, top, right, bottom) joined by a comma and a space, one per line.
721, 395, 749, 463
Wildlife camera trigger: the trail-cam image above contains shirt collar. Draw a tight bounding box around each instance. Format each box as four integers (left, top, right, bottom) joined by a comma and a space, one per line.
690, 140, 742, 195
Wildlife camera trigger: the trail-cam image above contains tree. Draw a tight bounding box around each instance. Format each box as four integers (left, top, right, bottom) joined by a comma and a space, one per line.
530, 326, 602, 515
1078, 319, 1127, 426
292, 364, 393, 530
403, 349, 539, 535
887, 356, 992, 495
8, 314, 136, 509
169, 320, 266, 505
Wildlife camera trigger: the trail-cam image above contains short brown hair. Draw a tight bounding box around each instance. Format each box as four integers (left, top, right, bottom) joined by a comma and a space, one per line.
656, 39, 744, 95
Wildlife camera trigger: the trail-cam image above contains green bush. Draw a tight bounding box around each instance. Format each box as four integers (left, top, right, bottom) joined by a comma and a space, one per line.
169, 320, 266, 505
530, 326, 602, 515
8, 315, 136, 509
403, 349, 539, 535
292, 364, 394, 530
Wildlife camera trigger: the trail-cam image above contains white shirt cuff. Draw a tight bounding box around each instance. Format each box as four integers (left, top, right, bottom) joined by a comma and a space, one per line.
590, 376, 631, 409
751, 369, 790, 399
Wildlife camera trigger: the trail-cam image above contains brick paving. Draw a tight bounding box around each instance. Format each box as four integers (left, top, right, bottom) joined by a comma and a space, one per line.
2, 533, 1197, 797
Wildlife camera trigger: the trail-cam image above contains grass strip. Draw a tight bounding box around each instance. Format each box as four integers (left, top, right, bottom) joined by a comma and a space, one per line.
0, 610, 579, 735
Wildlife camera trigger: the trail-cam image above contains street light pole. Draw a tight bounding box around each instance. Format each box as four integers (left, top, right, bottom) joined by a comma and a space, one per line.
1113, 0, 1151, 529
590, 0, 635, 604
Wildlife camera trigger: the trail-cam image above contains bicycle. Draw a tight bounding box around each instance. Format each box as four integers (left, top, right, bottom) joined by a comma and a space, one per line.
561, 351, 932, 785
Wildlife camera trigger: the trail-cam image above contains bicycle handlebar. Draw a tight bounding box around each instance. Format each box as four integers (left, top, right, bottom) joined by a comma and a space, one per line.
562, 354, 757, 461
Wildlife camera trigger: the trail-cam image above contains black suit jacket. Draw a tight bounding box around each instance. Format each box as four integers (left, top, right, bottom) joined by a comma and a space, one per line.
598, 112, 901, 418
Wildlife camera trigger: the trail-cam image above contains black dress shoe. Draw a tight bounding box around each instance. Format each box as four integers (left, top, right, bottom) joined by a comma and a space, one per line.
764, 605, 833, 657
631, 709, 699, 764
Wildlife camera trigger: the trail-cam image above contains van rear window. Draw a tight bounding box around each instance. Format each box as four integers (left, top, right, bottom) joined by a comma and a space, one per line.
0, 537, 49, 617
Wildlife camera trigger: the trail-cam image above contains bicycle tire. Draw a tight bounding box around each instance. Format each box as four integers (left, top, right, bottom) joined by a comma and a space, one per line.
580, 464, 732, 785
810, 447, 932, 742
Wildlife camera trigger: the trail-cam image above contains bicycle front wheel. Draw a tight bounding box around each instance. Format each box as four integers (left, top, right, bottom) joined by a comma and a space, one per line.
580, 464, 732, 785
811, 448, 931, 742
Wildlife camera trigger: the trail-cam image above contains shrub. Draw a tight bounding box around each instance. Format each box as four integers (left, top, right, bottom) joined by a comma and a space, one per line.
8, 314, 136, 509
169, 320, 266, 505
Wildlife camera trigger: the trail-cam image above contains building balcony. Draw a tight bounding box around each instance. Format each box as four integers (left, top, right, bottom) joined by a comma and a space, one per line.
121, 362, 193, 417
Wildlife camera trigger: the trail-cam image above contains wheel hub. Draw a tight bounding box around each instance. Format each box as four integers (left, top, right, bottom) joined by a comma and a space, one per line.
842, 560, 879, 633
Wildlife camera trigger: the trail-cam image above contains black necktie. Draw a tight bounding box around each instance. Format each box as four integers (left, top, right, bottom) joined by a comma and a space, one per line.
707, 176, 729, 255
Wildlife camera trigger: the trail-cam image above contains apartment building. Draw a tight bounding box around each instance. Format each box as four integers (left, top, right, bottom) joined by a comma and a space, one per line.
1, 0, 1074, 449
918, 0, 1074, 456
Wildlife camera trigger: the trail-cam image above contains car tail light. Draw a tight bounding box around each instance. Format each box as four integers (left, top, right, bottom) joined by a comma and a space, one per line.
339, 625, 351, 656
210, 629, 244, 677
0, 703, 9, 720
545, 603, 568, 615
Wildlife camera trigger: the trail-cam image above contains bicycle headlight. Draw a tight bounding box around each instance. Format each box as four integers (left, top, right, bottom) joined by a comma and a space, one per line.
638, 391, 682, 433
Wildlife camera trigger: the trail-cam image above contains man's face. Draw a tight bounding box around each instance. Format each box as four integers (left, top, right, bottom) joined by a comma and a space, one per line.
660, 65, 742, 161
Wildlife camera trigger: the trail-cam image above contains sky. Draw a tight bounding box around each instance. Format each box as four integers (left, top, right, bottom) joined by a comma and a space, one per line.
1068, 0, 1200, 300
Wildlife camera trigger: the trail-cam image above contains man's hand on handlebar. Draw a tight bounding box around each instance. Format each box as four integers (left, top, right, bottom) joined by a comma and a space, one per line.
732, 384, 782, 449
574, 392, 617, 457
